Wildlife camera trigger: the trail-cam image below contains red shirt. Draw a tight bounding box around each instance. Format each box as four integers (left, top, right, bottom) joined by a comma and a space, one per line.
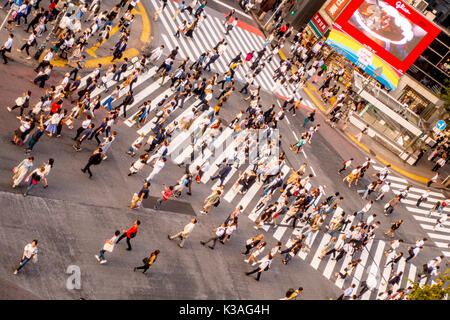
51, 101, 61, 114
162, 189, 173, 200
126, 225, 138, 238
280, 25, 288, 33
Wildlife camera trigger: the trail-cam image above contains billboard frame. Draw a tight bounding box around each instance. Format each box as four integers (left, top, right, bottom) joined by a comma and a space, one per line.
334, 0, 441, 74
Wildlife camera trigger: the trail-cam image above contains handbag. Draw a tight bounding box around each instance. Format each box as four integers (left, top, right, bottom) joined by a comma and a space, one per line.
142, 257, 150, 264
103, 242, 114, 253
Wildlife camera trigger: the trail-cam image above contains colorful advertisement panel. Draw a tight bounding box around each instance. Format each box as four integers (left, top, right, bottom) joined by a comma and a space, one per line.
325, 27, 401, 90
326, 0, 350, 19
335, 0, 441, 74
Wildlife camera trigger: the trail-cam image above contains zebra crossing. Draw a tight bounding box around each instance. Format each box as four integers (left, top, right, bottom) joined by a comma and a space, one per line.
72, 69, 434, 298
371, 165, 450, 258
149, 0, 303, 100
69, 27, 446, 300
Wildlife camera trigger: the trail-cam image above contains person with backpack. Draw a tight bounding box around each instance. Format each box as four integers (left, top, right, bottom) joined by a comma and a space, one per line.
134, 250, 160, 274
130, 182, 150, 209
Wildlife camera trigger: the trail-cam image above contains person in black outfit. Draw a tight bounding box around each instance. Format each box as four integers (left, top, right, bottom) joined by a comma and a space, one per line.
116, 91, 134, 118
81, 148, 104, 178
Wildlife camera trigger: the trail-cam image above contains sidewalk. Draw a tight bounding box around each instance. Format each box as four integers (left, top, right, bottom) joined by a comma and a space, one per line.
248, 6, 448, 191
0, 2, 151, 70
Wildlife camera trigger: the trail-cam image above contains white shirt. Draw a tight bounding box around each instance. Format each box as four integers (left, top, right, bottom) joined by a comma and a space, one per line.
182, 222, 196, 235
81, 119, 91, 129
380, 184, 390, 193
4, 37, 13, 50
24, 244, 38, 259
361, 203, 372, 213
153, 159, 166, 172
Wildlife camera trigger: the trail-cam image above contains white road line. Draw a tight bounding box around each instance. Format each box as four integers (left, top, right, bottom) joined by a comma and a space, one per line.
210, 0, 253, 19
361, 241, 385, 300
350, 240, 374, 293
310, 234, 331, 270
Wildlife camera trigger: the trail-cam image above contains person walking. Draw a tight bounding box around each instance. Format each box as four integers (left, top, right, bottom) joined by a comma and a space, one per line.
130, 181, 150, 209
432, 213, 449, 231
356, 200, 373, 221
134, 250, 160, 274
154, 184, 174, 210
384, 196, 400, 216
384, 239, 404, 256
116, 90, 134, 118
427, 172, 439, 187
23, 166, 45, 197
405, 246, 422, 263
338, 158, 353, 174
0, 33, 14, 64
385, 219, 403, 238
245, 251, 274, 282
12, 156, 34, 188
210, 163, 232, 187
375, 182, 391, 201
242, 234, 264, 255
303, 110, 315, 128
384, 272, 403, 291
95, 230, 121, 264
200, 223, 227, 249
384, 252, 403, 271
116, 220, 141, 251
336, 284, 356, 300
416, 190, 430, 207
13, 240, 38, 275
168, 218, 197, 248
81, 148, 104, 178
200, 190, 222, 215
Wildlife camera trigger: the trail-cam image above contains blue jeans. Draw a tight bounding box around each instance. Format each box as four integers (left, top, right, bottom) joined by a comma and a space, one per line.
357, 210, 365, 221
16, 257, 31, 271
103, 97, 114, 111
303, 118, 310, 128
25, 181, 36, 195
99, 249, 106, 261
362, 189, 370, 199
284, 253, 292, 264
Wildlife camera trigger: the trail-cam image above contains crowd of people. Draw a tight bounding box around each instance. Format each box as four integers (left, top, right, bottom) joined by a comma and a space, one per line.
4, 0, 449, 300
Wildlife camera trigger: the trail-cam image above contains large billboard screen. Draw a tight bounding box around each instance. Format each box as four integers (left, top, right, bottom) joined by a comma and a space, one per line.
335, 0, 441, 73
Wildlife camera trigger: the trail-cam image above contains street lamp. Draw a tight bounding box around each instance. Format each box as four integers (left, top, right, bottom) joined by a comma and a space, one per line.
33, 2, 75, 60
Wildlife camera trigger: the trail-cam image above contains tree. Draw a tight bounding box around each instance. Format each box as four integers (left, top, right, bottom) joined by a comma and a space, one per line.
407, 268, 450, 300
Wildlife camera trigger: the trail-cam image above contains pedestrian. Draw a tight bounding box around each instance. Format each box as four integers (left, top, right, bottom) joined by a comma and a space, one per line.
242, 234, 264, 255
0, 33, 14, 64
13, 240, 38, 275
95, 230, 121, 264
245, 251, 274, 282
384, 219, 403, 238
12, 156, 34, 188
375, 182, 391, 201
210, 163, 232, 187
223, 8, 235, 25
16, 30, 37, 59
154, 184, 174, 210
432, 214, 448, 231
130, 182, 150, 209
145, 157, 166, 182
168, 218, 197, 248
200, 223, 227, 250
416, 190, 430, 207
336, 284, 356, 300
384, 239, 403, 256
303, 110, 315, 128
356, 200, 373, 221
116, 220, 140, 251
7, 91, 31, 116
356, 125, 369, 142
384, 272, 403, 291
356, 272, 378, 299
23, 166, 45, 197
384, 196, 400, 216
432, 156, 446, 172
281, 287, 303, 300
81, 147, 104, 178
338, 158, 353, 174
427, 172, 439, 187
200, 190, 222, 215
134, 250, 160, 274
384, 252, 403, 271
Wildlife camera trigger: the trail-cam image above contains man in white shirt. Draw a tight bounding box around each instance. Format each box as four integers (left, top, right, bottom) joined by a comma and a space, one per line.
375, 182, 391, 201
357, 200, 373, 221
0, 33, 14, 64
35, 49, 54, 72
168, 218, 197, 248
416, 190, 430, 207
14, 240, 38, 274
337, 284, 356, 300
225, 17, 238, 35
17, 30, 37, 59
146, 157, 166, 181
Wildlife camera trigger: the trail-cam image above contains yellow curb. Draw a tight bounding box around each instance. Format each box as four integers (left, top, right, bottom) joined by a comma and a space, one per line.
51, 48, 140, 68
50, 3, 151, 67
346, 133, 430, 184
303, 86, 327, 113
